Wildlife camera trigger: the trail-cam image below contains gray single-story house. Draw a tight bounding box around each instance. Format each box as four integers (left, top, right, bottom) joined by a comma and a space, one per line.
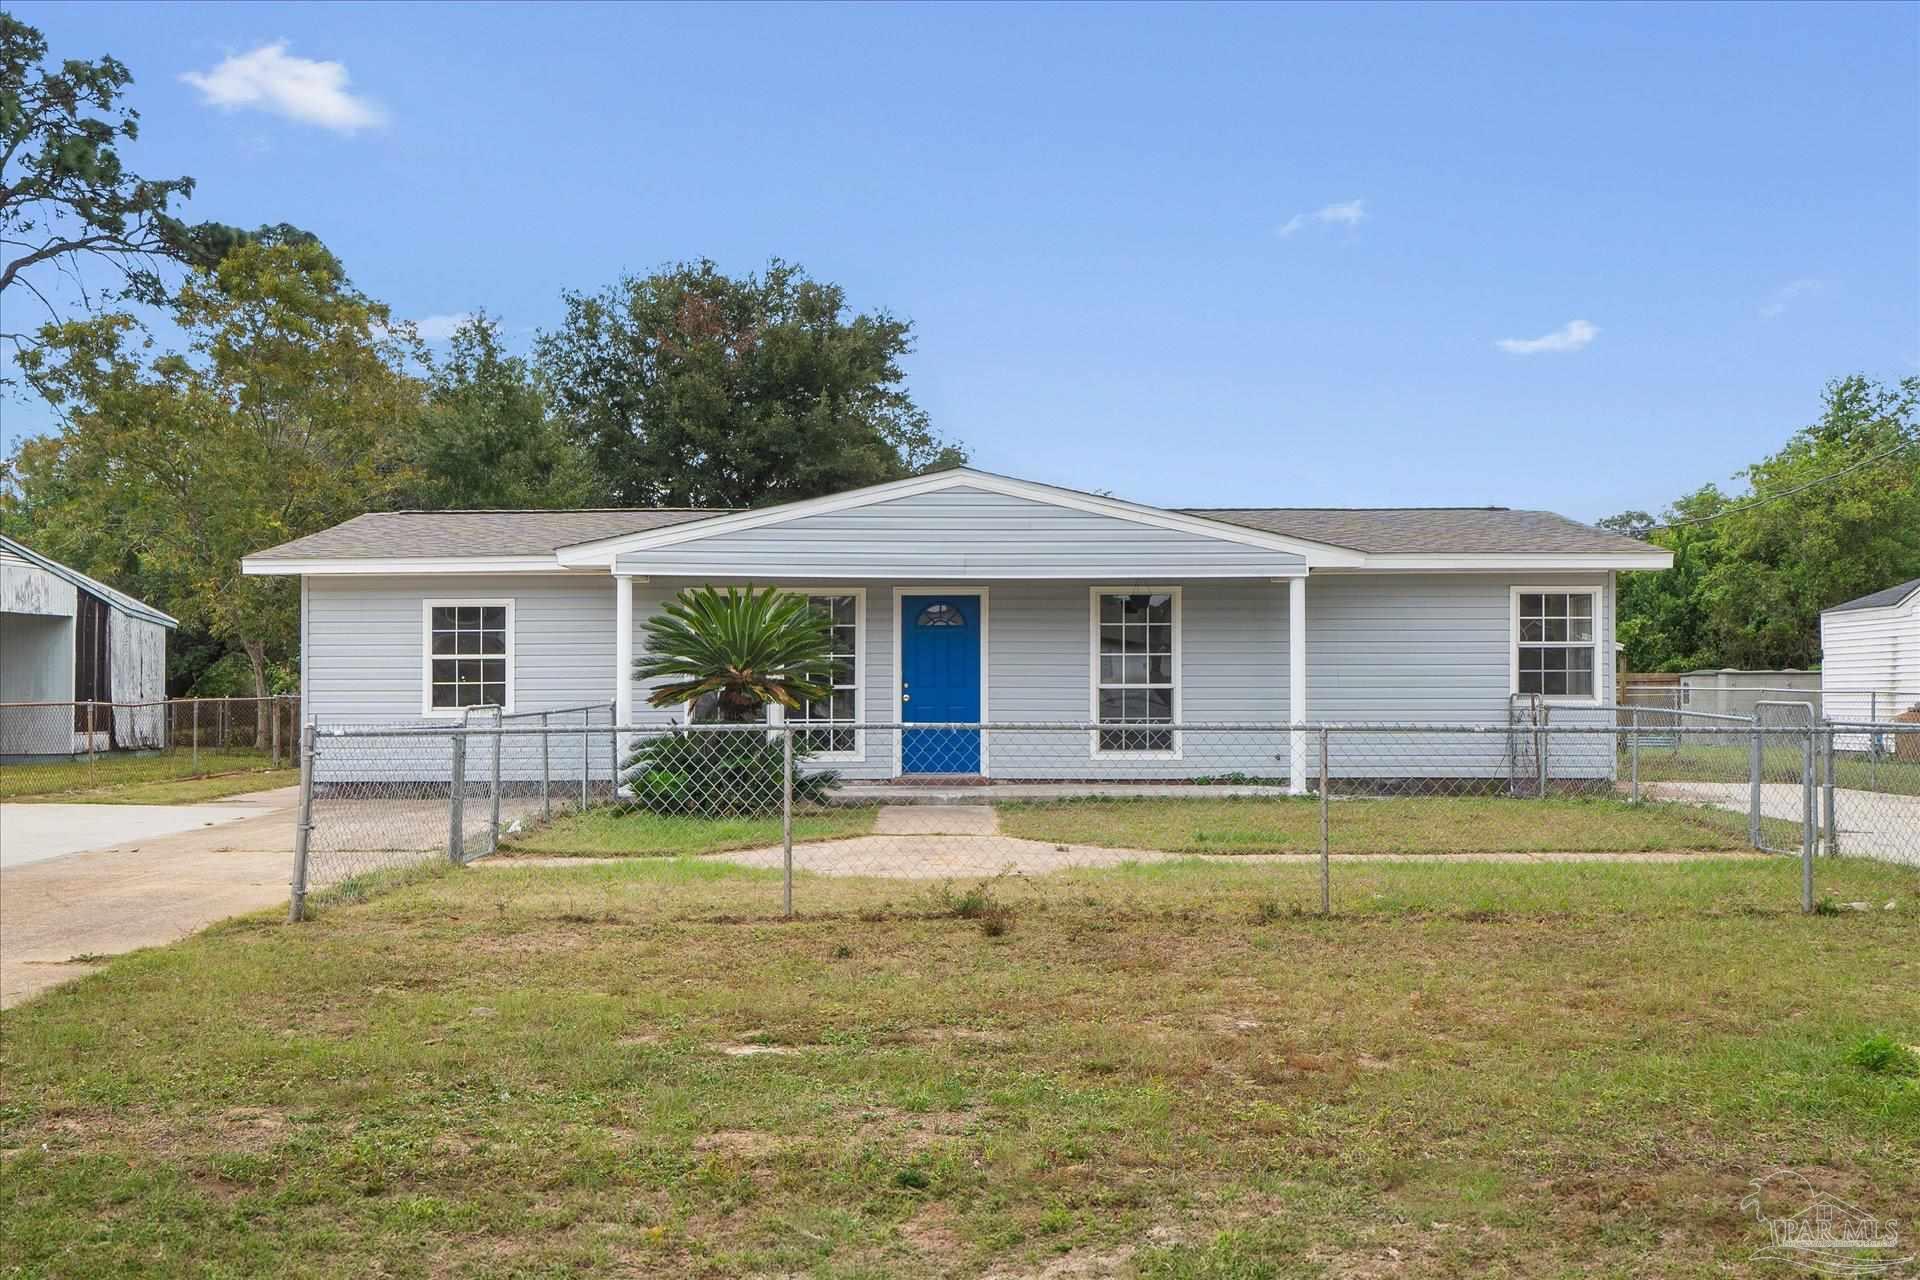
1, 536, 177, 756
241, 468, 1671, 789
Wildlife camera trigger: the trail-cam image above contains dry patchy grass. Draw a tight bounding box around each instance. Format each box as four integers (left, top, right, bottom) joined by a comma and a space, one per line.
997, 794, 1761, 854
1, 855, 1915, 1278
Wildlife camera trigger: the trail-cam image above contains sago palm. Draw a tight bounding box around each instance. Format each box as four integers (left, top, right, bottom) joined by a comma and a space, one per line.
635, 585, 834, 723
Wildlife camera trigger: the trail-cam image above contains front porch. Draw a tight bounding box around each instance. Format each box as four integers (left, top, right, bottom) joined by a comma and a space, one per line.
607, 574, 1317, 793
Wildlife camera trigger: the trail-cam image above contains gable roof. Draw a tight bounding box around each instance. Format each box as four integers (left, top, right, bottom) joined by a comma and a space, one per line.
1824, 577, 1920, 614
242, 467, 1674, 574
0, 536, 178, 629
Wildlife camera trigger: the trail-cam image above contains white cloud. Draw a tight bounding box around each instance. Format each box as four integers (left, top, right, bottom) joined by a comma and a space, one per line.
1759, 278, 1823, 320
181, 42, 385, 133
1495, 319, 1598, 356
413, 312, 475, 341
1276, 198, 1367, 238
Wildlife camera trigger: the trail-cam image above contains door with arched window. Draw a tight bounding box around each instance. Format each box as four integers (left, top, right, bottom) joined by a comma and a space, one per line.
899, 594, 980, 774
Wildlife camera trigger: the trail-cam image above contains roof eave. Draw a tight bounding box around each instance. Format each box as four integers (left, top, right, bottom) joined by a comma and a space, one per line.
241, 555, 575, 577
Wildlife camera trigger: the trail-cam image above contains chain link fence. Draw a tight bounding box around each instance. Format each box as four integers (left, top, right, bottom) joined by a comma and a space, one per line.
289, 703, 617, 918
286, 713, 1920, 921
0, 696, 300, 799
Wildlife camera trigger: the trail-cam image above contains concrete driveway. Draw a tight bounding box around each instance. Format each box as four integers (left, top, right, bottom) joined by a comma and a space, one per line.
1642, 780, 1920, 866
0, 786, 297, 1009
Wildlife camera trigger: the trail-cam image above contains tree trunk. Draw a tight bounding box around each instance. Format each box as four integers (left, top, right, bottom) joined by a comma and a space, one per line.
243, 638, 270, 746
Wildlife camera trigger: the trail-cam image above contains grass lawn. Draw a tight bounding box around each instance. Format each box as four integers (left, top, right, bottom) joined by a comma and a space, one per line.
1626, 743, 1920, 796
0, 750, 296, 804
2, 855, 1915, 1278
500, 804, 879, 857
998, 794, 1771, 854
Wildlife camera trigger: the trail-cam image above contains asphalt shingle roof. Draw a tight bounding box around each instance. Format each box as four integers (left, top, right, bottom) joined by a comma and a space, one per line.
247, 501, 1654, 561
247, 509, 723, 560
1176, 507, 1654, 555
1825, 577, 1920, 613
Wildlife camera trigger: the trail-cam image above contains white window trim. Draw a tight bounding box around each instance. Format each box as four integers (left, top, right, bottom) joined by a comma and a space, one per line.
1509, 585, 1603, 706
781, 586, 867, 763
891, 586, 991, 778
421, 598, 516, 717
1088, 585, 1183, 759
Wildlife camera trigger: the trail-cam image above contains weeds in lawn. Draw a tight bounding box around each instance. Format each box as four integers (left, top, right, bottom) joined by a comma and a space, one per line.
1846, 1034, 1920, 1077
0, 854, 1915, 1278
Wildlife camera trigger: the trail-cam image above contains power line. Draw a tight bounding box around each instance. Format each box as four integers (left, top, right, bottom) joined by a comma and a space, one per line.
1644, 437, 1918, 532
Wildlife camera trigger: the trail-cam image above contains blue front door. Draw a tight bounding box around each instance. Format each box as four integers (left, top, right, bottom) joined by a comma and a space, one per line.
900, 594, 981, 774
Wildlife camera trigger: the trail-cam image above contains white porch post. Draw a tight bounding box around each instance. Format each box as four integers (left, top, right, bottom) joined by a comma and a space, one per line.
1289, 574, 1308, 795
614, 572, 634, 777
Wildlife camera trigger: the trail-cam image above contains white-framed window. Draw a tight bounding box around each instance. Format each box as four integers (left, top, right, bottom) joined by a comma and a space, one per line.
1090, 587, 1181, 755
1511, 587, 1601, 702
423, 599, 514, 714
787, 590, 863, 757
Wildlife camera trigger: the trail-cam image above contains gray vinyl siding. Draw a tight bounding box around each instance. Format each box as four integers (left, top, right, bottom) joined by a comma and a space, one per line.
302, 570, 1616, 785
307, 574, 619, 784
613, 486, 1307, 579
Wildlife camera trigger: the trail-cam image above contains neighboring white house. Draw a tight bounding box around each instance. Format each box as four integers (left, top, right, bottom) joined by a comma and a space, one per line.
1820, 577, 1920, 736
0, 536, 178, 756
241, 467, 1672, 790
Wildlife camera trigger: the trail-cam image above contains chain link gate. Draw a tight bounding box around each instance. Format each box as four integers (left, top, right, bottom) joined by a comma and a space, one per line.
1751, 702, 1815, 871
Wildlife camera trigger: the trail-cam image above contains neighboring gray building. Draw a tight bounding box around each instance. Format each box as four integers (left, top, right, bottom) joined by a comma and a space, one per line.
0, 537, 177, 755
242, 467, 1671, 788
1674, 668, 1823, 720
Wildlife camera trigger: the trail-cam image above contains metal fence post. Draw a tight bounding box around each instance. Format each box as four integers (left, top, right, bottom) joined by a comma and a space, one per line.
540, 711, 552, 820
448, 733, 467, 864
86, 701, 97, 779
1749, 724, 1763, 847
288, 723, 317, 922
1823, 724, 1838, 856
1801, 726, 1815, 914
270, 697, 281, 767
489, 725, 503, 854
580, 715, 590, 809
781, 727, 795, 918
1629, 708, 1640, 803
1317, 726, 1330, 916
1534, 717, 1548, 798
609, 722, 620, 799
191, 698, 200, 773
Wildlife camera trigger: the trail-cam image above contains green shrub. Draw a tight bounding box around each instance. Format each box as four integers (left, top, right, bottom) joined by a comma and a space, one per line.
618, 730, 839, 817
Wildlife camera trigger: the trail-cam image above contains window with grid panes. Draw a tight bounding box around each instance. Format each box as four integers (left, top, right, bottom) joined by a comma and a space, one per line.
1095, 591, 1176, 751
1514, 591, 1598, 698
789, 594, 858, 753
427, 604, 510, 709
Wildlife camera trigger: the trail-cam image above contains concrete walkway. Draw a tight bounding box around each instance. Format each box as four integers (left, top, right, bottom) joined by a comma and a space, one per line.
0, 786, 298, 1009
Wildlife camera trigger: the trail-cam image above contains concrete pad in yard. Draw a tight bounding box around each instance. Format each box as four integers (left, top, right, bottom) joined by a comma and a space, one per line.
0, 786, 297, 1009
1, 793, 289, 868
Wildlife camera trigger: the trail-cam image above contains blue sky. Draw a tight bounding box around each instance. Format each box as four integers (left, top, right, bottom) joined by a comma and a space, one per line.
6, 1, 1917, 521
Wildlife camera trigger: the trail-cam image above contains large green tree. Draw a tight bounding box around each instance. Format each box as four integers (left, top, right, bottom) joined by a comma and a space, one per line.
405, 313, 597, 510
0, 15, 232, 338
1613, 375, 1920, 672
12, 241, 424, 717
536, 258, 965, 508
